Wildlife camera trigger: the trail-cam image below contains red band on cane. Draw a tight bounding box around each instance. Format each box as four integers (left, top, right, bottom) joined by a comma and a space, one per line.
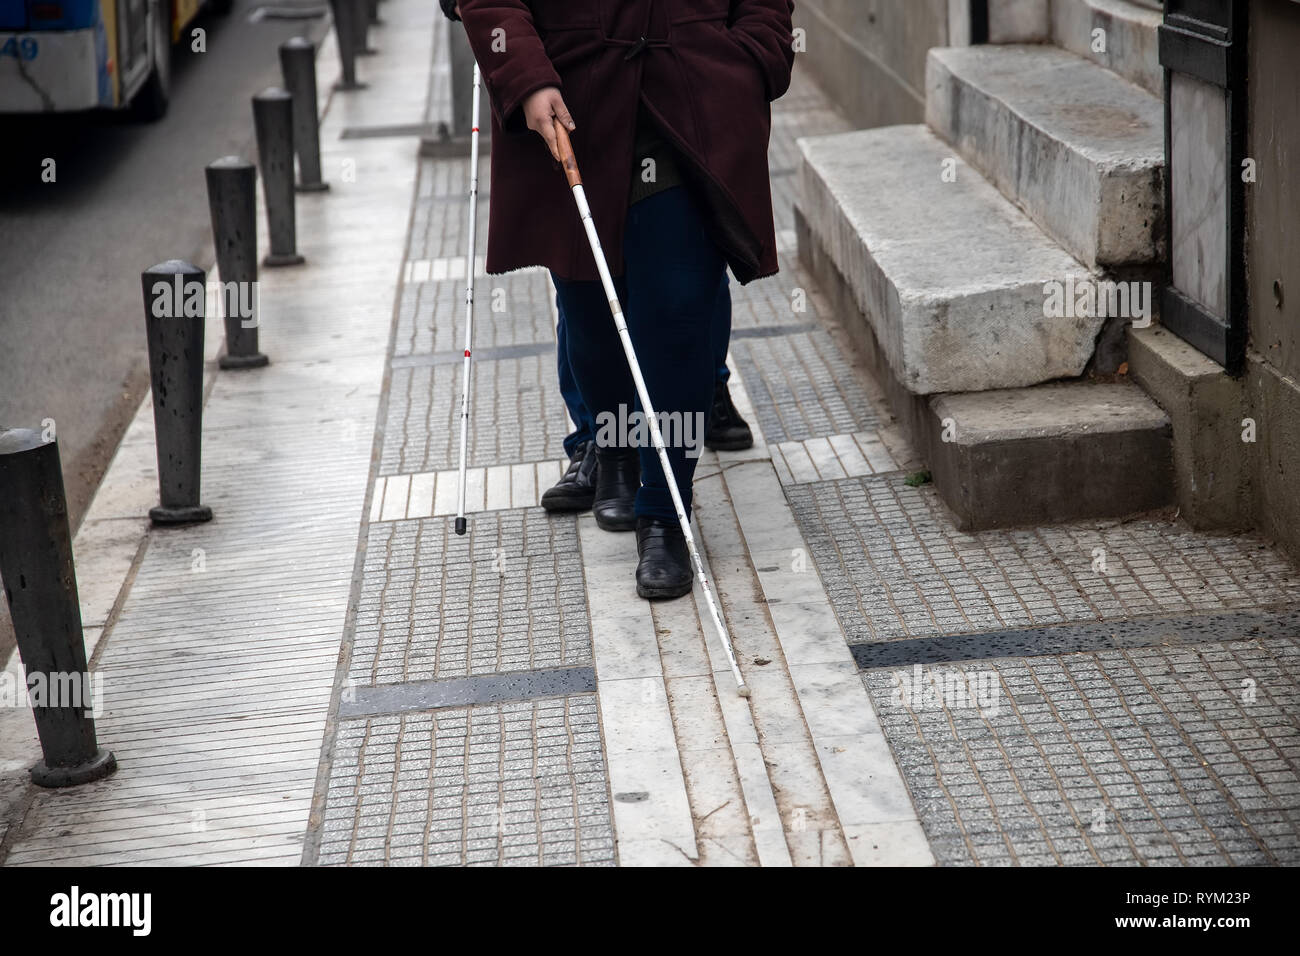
465, 350, 471, 357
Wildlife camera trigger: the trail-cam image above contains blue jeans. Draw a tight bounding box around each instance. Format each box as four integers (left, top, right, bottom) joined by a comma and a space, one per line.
552, 186, 727, 521
559, 264, 732, 459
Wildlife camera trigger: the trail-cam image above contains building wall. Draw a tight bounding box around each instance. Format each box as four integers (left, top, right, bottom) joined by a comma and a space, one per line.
793, 0, 951, 128
1244, 0, 1300, 559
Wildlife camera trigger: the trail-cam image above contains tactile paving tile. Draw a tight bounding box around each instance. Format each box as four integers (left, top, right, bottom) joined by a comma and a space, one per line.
380, 353, 572, 475
787, 475, 1300, 643
727, 253, 822, 323
317, 696, 616, 867
768, 104, 854, 172
350, 509, 591, 685
862, 638, 1300, 865
393, 269, 556, 358
729, 327, 880, 444
411, 154, 493, 262
767, 72, 853, 234
772, 172, 800, 233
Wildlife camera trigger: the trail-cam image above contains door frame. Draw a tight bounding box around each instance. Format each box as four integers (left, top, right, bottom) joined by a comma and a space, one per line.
1158, 0, 1250, 373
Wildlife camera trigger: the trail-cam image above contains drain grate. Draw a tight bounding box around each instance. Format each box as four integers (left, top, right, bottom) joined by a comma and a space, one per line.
342, 666, 597, 717
851, 607, 1300, 669
248, 4, 327, 22
341, 123, 439, 140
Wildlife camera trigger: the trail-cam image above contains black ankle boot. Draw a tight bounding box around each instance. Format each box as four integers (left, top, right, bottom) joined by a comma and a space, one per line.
635, 516, 693, 600
541, 441, 598, 512
704, 381, 753, 451
592, 449, 639, 532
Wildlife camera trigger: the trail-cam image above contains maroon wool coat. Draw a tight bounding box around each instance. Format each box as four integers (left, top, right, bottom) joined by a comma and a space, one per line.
456, 0, 795, 284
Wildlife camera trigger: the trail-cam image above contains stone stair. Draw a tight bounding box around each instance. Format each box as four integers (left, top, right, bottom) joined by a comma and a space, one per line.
795, 0, 1173, 530
1051, 0, 1164, 96
797, 125, 1099, 396
926, 43, 1164, 269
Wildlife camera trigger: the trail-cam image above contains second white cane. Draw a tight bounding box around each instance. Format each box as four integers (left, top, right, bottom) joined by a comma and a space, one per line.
454, 64, 483, 537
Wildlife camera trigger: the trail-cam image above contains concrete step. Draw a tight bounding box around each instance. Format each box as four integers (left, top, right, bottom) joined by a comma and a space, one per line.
926, 44, 1165, 269
927, 380, 1173, 530
1127, 325, 1251, 531
796, 124, 1098, 396
1051, 0, 1163, 96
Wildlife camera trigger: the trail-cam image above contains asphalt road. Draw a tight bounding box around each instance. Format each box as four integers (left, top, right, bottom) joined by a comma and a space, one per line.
0, 1, 331, 662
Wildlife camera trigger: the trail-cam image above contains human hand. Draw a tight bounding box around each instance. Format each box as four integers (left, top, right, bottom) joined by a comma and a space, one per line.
522, 86, 576, 161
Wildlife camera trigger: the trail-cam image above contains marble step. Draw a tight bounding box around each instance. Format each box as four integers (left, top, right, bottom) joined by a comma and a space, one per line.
796, 124, 1099, 396
1051, 0, 1163, 96
926, 43, 1165, 269
928, 381, 1174, 530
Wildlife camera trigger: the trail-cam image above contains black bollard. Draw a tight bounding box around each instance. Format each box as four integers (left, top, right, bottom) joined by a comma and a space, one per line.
205, 157, 269, 370
356, 0, 375, 55
422, 23, 490, 158
252, 88, 305, 267
328, 0, 365, 91
279, 38, 329, 193
141, 260, 214, 525
0, 428, 117, 788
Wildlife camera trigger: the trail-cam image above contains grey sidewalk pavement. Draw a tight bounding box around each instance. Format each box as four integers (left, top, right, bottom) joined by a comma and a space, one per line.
2, 2, 1298, 867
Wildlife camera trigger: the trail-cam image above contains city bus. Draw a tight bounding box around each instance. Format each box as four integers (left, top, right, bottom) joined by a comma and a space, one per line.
0, 0, 230, 120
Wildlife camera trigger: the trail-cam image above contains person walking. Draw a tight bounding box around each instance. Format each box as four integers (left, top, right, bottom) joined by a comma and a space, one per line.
542, 273, 754, 515
447, 0, 793, 598
439, 2, 758, 516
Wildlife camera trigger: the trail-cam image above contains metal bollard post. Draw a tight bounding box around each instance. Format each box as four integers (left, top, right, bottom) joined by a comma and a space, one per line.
0, 429, 117, 788
423, 23, 490, 158
141, 260, 214, 525
205, 157, 269, 370
279, 38, 329, 193
328, 0, 365, 91
252, 88, 306, 267
356, 0, 375, 55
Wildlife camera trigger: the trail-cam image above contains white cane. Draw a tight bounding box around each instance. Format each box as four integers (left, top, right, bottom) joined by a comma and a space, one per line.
551, 118, 750, 698
454, 63, 483, 537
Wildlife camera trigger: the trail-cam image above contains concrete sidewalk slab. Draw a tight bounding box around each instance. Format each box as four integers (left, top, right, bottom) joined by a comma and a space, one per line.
0, 0, 433, 866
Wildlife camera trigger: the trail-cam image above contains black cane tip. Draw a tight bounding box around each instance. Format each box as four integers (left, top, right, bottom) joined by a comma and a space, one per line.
455, 517, 467, 536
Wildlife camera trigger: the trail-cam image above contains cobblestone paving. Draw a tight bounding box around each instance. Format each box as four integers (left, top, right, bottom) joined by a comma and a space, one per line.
862, 638, 1300, 865
787, 475, 1300, 643
351, 509, 591, 686
380, 351, 571, 474
318, 697, 615, 866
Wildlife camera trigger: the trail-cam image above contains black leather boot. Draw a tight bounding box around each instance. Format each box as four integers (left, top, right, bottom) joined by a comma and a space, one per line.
541, 441, 598, 512
592, 449, 639, 531
635, 516, 693, 600
704, 380, 753, 451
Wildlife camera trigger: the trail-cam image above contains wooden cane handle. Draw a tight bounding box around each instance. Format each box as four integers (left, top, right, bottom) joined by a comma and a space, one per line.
552, 116, 582, 188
